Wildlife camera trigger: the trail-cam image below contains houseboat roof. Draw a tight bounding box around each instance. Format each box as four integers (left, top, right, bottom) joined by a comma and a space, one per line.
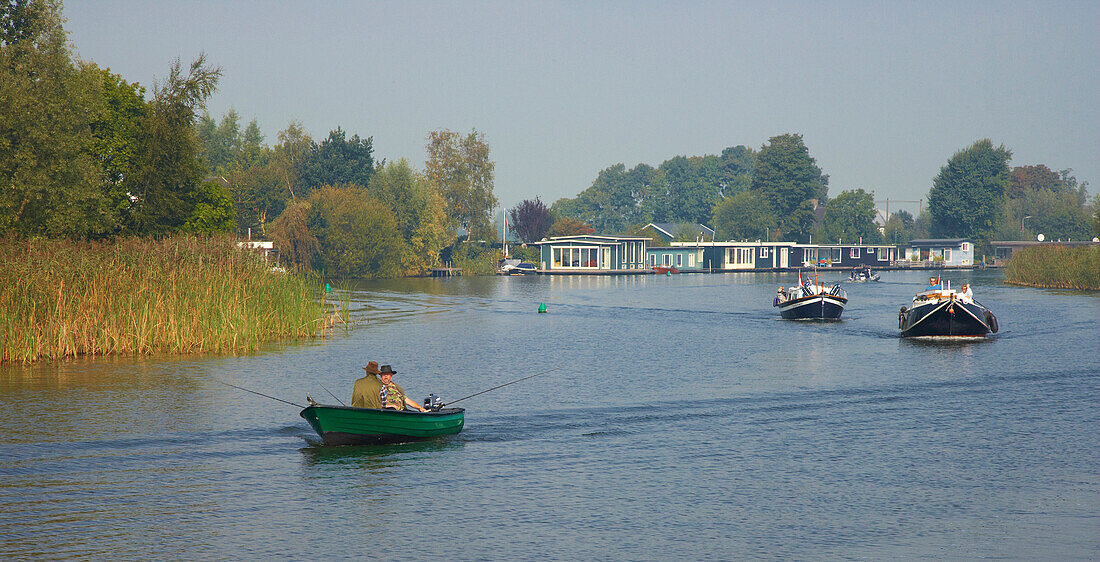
642, 223, 715, 239
529, 235, 651, 245
908, 238, 974, 246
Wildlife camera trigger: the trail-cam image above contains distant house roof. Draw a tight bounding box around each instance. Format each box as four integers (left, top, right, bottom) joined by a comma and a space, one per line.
641, 223, 715, 241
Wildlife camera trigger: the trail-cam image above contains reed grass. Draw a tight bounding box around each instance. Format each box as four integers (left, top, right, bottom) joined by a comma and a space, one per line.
1004, 245, 1100, 290
0, 235, 333, 363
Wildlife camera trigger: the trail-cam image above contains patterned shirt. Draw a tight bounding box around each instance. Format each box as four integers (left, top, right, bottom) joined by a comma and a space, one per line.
380, 382, 405, 410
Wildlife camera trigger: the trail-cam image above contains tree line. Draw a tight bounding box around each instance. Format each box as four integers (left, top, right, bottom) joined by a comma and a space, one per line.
532, 135, 1098, 249
1, 1, 501, 278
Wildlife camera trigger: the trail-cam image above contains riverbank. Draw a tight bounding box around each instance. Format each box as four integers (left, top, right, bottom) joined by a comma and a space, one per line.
0, 235, 334, 363
1003, 245, 1100, 290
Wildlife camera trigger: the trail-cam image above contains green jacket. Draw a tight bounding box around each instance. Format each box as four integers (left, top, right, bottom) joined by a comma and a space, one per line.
351, 374, 383, 408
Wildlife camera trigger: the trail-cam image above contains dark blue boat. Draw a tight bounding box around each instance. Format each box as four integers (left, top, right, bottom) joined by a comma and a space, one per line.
774, 271, 847, 321
899, 285, 998, 337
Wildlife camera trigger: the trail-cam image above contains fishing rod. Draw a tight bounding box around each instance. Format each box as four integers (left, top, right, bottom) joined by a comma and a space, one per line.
218, 381, 305, 409
445, 367, 558, 407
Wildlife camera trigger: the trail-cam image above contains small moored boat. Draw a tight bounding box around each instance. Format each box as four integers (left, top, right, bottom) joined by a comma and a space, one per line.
653, 265, 680, 274
300, 405, 465, 446
898, 281, 998, 338
773, 270, 847, 320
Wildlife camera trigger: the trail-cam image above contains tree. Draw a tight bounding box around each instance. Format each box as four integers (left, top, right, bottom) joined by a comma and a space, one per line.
368, 158, 450, 275
998, 165, 1092, 241
751, 133, 828, 242
425, 129, 497, 240
711, 190, 777, 241
268, 198, 319, 269
297, 127, 374, 193
552, 163, 661, 234
659, 155, 724, 225
0, 0, 108, 238
817, 189, 881, 243
509, 197, 553, 242
182, 177, 236, 234
928, 139, 1011, 242
89, 66, 147, 233
1092, 194, 1100, 238
718, 145, 756, 197
883, 210, 916, 245
1008, 164, 1062, 199
304, 185, 404, 277
127, 55, 222, 236
549, 217, 594, 237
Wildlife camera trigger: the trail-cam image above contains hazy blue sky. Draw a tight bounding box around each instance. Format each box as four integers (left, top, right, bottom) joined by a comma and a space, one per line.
64, 1, 1098, 215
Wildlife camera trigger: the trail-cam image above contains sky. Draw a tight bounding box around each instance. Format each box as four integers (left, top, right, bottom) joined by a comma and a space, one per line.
63, 1, 1099, 216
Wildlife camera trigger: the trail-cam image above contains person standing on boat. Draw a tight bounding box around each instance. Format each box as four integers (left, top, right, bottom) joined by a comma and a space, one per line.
379, 365, 428, 412
351, 361, 384, 408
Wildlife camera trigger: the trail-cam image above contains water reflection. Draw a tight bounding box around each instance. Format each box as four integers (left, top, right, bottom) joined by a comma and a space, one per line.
299, 437, 465, 467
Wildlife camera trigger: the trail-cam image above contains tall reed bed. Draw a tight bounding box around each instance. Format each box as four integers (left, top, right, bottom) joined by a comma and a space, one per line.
1004, 245, 1100, 290
0, 235, 331, 363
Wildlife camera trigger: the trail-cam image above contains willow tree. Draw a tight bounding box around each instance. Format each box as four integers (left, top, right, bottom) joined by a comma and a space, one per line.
425, 129, 497, 240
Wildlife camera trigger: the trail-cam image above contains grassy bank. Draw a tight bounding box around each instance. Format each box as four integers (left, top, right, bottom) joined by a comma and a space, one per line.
0, 235, 333, 363
1004, 245, 1100, 290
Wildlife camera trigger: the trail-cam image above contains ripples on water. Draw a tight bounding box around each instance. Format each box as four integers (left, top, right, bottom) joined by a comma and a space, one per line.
1, 270, 1098, 559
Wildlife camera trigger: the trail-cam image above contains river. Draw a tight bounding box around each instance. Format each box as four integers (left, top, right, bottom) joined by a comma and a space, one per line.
1, 269, 1097, 559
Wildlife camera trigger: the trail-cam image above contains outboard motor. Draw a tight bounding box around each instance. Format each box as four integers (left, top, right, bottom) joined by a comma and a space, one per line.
422, 393, 444, 411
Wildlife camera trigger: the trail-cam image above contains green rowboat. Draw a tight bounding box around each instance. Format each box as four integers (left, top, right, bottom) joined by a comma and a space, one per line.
300, 405, 465, 446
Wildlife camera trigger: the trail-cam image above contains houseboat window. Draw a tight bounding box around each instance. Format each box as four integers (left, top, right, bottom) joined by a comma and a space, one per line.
961, 242, 970, 251
688, 253, 695, 267
830, 248, 841, 263
760, 247, 769, 258
553, 248, 563, 268
850, 247, 859, 258
663, 254, 671, 266
676, 254, 683, 267
944, 249, 952, 262
877, 247, 888, 261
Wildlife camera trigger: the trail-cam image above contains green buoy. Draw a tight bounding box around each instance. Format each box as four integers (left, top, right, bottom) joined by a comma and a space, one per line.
325, 283, 331, 293
538, 303, 547, 313
666, 270, 672, 276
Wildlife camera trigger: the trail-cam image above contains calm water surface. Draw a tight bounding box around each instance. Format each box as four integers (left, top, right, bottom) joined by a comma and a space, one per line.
2, 270, 1098, 559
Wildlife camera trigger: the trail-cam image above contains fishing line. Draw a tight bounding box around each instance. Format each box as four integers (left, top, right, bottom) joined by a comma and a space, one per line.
218, 380, 305, 408
319, 383, 346, 406
446, 367, 558, 406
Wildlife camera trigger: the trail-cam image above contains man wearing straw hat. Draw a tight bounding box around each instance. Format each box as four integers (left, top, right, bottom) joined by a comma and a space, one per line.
351, 361, 384, 408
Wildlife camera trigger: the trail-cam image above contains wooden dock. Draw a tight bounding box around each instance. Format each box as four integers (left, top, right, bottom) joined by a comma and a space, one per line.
429, 267, 462, 277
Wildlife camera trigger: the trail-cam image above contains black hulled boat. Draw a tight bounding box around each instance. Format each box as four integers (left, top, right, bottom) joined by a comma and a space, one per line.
773, 271, 847, 321
899, 282, 998, 337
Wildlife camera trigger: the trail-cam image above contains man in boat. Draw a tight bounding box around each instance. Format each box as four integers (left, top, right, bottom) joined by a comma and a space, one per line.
960, 283, 974, 303
378, 365, 429, 412
926, 276, 941, 291
351, 361, 384, 408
